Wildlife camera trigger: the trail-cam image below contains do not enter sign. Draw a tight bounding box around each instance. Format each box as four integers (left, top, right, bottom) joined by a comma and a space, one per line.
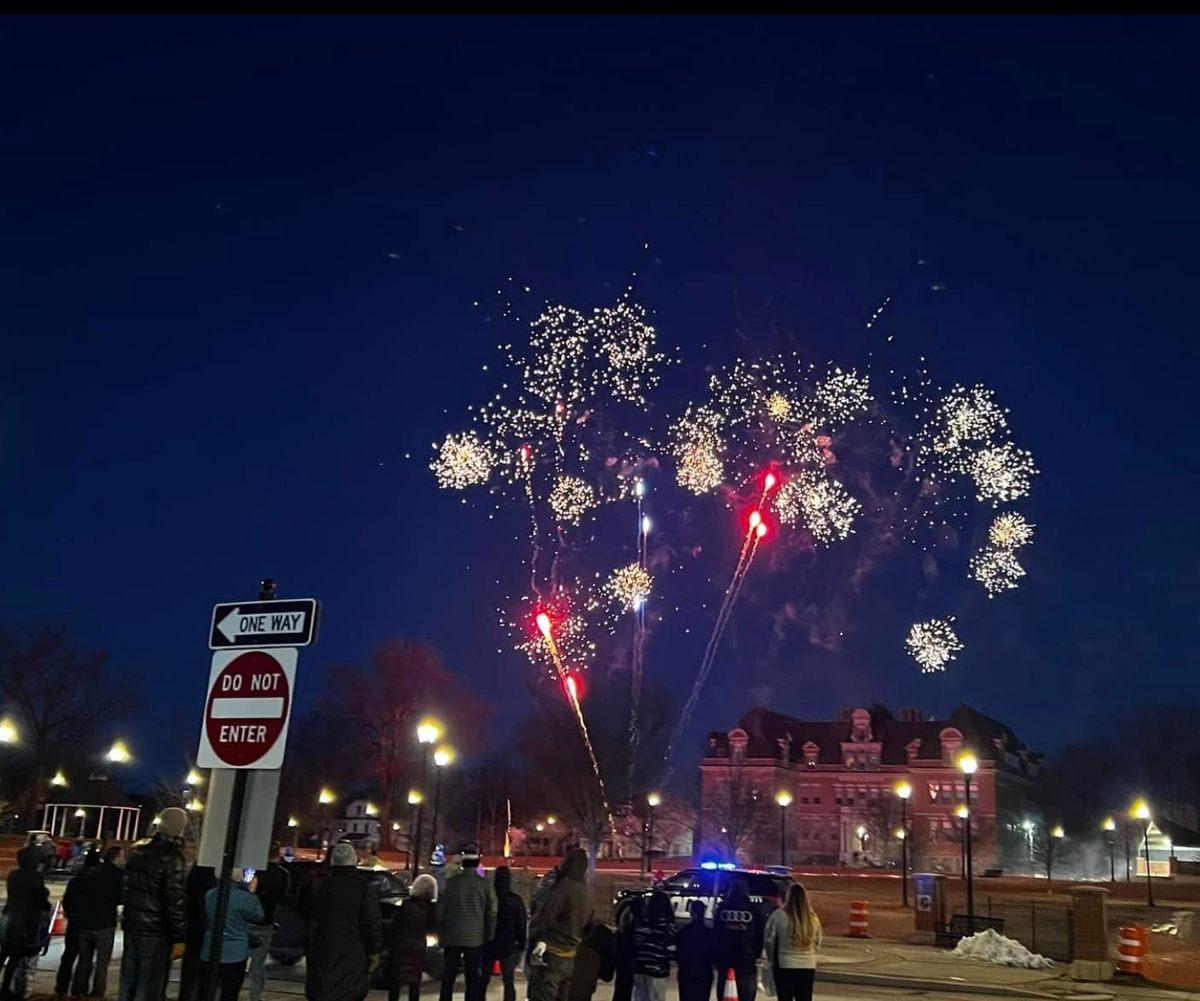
198, 648, 296, 769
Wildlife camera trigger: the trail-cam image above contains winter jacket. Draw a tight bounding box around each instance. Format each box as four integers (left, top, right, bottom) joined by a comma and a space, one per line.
305, 868, 383, 1001
121, 833, 187, 942
202, 885, 265, 965
632, 915, 675, 978
715, 888, 764, 974
438, 869, 497, 948
254, 861, 291, 924
385, 896, 434, 987
530, 848, 590, 959
674, 918, 715, 977
63, 860, 124, 931
568, 922, 617, 1001
763, 908, 821, 970
185, 865, 218, 953
485, 868, 527, 959
2, 847, 51, 952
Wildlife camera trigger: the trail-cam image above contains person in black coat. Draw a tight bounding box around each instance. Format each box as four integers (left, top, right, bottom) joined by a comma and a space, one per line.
63, 846, 126, 998
613, 895, 642, 1001
675, 900, 714, 1001
384, 874, 437, 1001
54, 849, 100, 996
482, 866, 526, 1001
179, 863, 217, 1001
715, 880, 764, 1001
304, 843, 382, 1001
0, 845, 51, 1000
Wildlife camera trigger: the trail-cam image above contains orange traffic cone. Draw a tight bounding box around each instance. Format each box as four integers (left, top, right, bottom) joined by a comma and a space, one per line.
50, 902, 67, 936
492, 960, 502, 975
723, 968, 738, 1001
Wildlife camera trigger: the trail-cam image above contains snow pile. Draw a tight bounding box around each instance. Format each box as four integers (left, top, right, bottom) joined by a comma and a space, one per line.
952, 928, 1055, 969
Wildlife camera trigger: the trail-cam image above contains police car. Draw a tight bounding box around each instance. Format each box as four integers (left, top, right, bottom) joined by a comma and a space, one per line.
614, 862, 791, 925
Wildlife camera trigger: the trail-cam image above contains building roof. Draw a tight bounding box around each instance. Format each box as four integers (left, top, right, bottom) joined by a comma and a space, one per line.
705, 703, 1039, 775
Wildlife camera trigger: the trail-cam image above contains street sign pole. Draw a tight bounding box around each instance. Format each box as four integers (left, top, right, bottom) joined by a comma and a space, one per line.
201, 579, 273, 1001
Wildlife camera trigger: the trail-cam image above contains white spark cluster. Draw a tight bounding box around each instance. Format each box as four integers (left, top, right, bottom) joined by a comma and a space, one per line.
905, 618, 964, 674
669, 406, 726, 495
776, 472, 861, 543
969, 547, 1026, 597
431, 431, 495, 490
549, 475, 597, 524
989, 512, 1035, 550
814, 368, 872, 424
971, 443, 1038, 506
607, 563, 653, 611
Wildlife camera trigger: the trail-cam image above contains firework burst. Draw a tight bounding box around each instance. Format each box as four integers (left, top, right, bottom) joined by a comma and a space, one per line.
549, 475, 597, 524
988, 512, 1035, 549
971, 443, 1038, 505
969, 547, 1026, 597
906, 617, 964, 673
775, 471, 861, 543
607, 562, 653, 611
430, 431, 496, 490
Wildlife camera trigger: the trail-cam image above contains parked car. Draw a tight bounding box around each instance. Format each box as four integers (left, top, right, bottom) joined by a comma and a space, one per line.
269, 860, 442, 982
614, 864, 791, 926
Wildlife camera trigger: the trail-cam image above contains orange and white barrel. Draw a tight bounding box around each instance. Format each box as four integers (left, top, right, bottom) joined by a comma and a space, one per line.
849, 899, 870, 938
1117, 925, 1147, 974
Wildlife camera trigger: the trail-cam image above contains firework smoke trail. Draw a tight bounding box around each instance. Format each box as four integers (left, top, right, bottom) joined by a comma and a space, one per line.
537, 614, 614, 828
663, 496, 772, 779
627, 480, 649, 793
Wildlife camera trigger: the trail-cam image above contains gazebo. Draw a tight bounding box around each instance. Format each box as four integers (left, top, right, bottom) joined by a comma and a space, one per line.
41, 774, 142, 843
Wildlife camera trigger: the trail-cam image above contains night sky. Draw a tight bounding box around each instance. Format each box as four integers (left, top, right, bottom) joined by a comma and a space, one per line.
3, 17, 1198, 784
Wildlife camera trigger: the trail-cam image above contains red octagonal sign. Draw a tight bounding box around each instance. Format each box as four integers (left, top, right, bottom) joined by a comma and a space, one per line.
198, 648, 296, 769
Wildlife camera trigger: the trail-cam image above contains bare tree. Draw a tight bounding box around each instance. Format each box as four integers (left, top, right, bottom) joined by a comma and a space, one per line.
702, 762, 769, 863
0, 623, 135, 820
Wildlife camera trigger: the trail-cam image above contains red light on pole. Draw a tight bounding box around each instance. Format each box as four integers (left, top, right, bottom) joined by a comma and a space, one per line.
536, 612, 553, 638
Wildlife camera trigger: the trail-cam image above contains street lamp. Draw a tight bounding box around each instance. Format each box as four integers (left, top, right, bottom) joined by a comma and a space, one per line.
775, 791, 793, 870
1102, 817, 1116, 882
895, 781, 913, 906
958, 753, 978, 921
1131, 798, 1154, 907
644, 792, 661, 876
411, 720, 442, 877
430, 745, 454, 853
186, 798, 204, 813
0, 719, 18, 744
50, 770, 68, 788
74, 808, 86, 836
186, 769, 204, 787
106, 740, 132, 764
855, 824, 869, 854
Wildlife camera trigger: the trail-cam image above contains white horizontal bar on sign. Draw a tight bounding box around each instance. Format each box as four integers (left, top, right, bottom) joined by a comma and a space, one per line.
210, 697, 285, 719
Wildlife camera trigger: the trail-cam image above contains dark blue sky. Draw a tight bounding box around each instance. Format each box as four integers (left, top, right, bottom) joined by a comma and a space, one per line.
2, 16, 1197, 782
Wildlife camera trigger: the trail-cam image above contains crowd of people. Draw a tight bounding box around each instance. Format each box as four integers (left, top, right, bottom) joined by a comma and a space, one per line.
0, 813, 822, 1001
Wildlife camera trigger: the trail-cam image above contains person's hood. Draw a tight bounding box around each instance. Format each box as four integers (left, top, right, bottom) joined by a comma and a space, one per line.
560, 847, 588, 882
494, 866, 512, 894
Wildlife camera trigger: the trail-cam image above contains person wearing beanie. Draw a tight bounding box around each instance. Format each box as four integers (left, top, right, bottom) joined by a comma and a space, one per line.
437, 845, 497, 1001
201, 868, 265, 1001
483, 866, 527, 1001
118, 807, 188, 1001
385, 873, 437, 1001
304, 842, 382, 1001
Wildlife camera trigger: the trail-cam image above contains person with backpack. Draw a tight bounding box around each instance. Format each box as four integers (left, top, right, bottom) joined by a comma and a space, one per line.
632, 890, 675, 1001
483, 866, 526, 1001
674, 900, 714, 1001
714, 879, 764, 1001
763, 884, 821, 1001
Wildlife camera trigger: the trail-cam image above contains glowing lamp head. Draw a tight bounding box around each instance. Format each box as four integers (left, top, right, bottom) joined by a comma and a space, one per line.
434, 747, 455, 768
956, 805, 969, 820
894, 781, 912, 801
392, 822, 401, 831
365, 802, 379, 817
106, 741, 131, 764
748, 510, 762, 530
74, 808, 86, 819
958, 752, 978, 776
1022, 819, 1034, 832
416, 720, 442, 745
894, 828, 906, 840
50, 770, 67, 788
407, 789, 423, 805
1132, 799, 1151, 821
0, 719, 18, 744
855, 824, 868, 839
1052, 824, 1065, 839
1103, 817, 1116, 832
186, 769, 203, 787
318, 788, 335, 806
536, 612, 553, 639
546, 815, 557, 825
535, 823, 544, 832
287, 817, 299, 828
646, 792, 661, 808
187, 798, 204, 813
775, 790, 793, 808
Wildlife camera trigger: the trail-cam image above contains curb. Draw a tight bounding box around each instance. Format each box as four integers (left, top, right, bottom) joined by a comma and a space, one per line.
816, 968, 1065, 998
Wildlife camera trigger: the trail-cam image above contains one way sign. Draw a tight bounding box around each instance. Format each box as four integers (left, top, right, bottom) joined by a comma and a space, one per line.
209, 598, 320, 650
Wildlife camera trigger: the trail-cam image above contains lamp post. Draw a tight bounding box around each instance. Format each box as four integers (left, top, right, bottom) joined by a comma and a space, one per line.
956, 805, 969, 879
895, 781, 912, 906
1049, 824, 1064, 886
430, 746, 454, 853
411, 720, 442, 877
958, 753, 978, 921
287, 816, 299, 849
644, 793, 661, 875
317, 787, 335, 857
775, 791, 793, 870
1102, 817, 1116, 883
1132, 799, 1154, 907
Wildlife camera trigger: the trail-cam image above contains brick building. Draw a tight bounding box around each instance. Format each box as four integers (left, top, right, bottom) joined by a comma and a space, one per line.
700, 704, 1041, 873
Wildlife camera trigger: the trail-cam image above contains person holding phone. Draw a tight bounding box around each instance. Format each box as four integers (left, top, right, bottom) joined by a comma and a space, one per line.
201, 867, 265, 1001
